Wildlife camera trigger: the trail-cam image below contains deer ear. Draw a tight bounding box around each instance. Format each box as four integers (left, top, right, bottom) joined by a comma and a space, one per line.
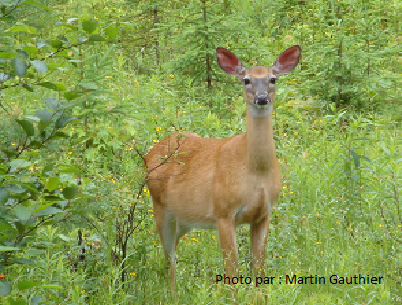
216, 47, 246, 77
272, 45, 301, 75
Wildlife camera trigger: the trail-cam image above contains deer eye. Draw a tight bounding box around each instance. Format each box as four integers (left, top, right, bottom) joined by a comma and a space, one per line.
270, 78, 276, 84
243, 78, 251, 85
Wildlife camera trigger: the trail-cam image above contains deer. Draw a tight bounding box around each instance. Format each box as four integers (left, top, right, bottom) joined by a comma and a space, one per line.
145, 45, 301, 294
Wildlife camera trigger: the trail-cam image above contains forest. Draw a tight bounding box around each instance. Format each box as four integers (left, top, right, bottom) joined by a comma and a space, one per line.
0, 0, 401, 304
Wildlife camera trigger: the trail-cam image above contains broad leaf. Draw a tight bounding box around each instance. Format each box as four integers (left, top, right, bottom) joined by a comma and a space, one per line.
105, 26, 119, 39
0, 281, 12, 296
36, 206, 64, 216
9, 159, 32, 168
9, 25, 37, 34
14, 58, 27, 77
16, 119, 34, 136
89, 34, 104, 41
14, 205, 32, 221
46, 176, 60, 191
17, 280, 40, 290
30, 60, 47, 74
63, 186, 77, 199
82, 20, 97, 34
0, 246, 20, 251
36, 109, 53, 122
44, 97, 60, 111
38, 82, 59, 91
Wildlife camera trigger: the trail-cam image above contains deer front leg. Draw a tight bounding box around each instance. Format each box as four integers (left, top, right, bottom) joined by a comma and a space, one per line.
217, 218, 238, 277
251, 215, 270, 276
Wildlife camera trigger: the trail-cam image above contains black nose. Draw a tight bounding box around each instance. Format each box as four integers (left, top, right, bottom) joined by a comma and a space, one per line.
254, 95, 268, 105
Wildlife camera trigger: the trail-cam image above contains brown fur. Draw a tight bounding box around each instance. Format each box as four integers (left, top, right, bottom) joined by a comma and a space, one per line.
145, 45, 301, 294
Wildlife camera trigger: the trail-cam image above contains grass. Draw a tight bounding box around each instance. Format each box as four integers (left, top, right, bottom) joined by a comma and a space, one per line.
6, 99, 400, 304
2, 1, 401, 303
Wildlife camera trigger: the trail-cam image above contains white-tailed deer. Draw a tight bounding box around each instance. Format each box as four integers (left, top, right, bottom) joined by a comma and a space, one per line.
145, 45, 301, 293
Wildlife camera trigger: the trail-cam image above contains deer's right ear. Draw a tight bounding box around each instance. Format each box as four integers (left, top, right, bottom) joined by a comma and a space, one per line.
216, 47, 246, 77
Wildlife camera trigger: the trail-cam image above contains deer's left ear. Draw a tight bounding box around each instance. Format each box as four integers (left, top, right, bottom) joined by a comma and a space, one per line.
216, 47, 246, 77
272, 45, 301, 75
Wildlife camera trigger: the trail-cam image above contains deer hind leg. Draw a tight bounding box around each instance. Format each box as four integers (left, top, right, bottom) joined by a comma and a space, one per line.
153, 204, 177, 294
250, 214, 270, 276
154, 204, 190, 295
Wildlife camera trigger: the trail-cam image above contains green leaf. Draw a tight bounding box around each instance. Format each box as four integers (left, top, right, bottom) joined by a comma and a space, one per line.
50, 39, 63, 49
45, 97, 60, 111
37, 40, 48, 48
38, 82, 59, 91
14, 205, 32, 221
9, 25, 38, 34
63, 186, 77, 199
22, 46, 38, 55
9, 159, 32, 168
58, 165, 82, 173
33, 203, 53, 213
38, 120, 48, 132
17, 280, 40, 290
52, 131, 69, 138
8, 298, 28, 305
0, 281, 12, 297
16, 119, 34, 136
22, 84, 34, 92
0, 51, 16, 58
43, 196, 62, 202
30, 140, 42, 149
82, 20, 98, 34
30, 60, 47, 74
105, 26, 119, 39
36, 109, 53, 122
14, 258, 34, 265
36, 206, 64, 216
22, 0, 50, 11
0, 188, 8, 203
89, 34, 104, 41
24, 115, 41, 122
64, 91, 82, 101
30, 296, 43, 305
0, 246, 20, 251
79, 82, 98, 90
14, 58, 27, 77
26, 249, 46, 256
56, 116, 77, 128
47, 176, 60, 191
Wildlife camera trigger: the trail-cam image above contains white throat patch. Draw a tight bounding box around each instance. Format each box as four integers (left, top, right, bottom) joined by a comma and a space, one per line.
248, 103, 273, 118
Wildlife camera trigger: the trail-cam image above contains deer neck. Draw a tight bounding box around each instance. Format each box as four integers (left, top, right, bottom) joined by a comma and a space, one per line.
245, 104, 276, 173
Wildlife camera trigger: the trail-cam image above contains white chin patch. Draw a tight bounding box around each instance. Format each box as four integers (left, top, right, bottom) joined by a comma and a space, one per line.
249, 103, 273, 118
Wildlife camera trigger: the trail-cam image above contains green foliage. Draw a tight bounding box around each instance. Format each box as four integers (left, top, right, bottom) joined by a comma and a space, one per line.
0, 0, 401, 304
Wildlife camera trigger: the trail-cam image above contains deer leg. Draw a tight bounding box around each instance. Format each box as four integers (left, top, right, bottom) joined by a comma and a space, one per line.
154, 204, 178, 295
250, 214, 270, 276
217, 218, 238, 277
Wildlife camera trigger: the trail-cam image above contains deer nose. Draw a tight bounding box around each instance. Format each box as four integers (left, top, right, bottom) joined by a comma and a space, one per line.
254, 95, 269, 105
